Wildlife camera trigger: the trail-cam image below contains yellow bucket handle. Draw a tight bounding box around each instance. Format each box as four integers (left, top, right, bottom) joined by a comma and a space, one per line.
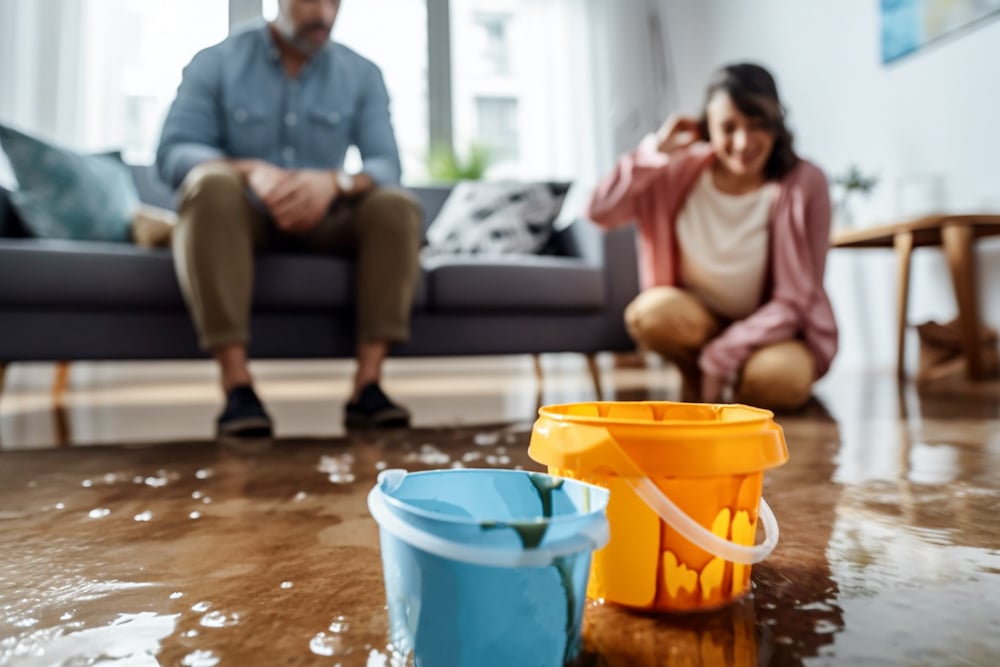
539, 420, 779, 565
626, 475, 778, 565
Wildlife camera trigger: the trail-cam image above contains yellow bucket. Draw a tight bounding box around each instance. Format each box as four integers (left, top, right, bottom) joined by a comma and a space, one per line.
529, 401, 788, 613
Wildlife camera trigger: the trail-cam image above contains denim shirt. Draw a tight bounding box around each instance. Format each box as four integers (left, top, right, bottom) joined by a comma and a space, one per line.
156, 21, 402, 190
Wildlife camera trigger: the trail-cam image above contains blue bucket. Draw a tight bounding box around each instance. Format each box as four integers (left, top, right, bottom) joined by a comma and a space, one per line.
367, 468, 610, 667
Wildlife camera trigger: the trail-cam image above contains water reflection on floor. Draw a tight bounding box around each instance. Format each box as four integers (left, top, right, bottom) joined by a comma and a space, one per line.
1, 356, 999, 665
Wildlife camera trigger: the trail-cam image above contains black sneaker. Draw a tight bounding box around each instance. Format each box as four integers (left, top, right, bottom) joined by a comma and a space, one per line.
217, 385, 273, 438
344, 383, 411, 429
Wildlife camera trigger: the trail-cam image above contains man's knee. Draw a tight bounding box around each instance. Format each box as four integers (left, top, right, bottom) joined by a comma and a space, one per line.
625, 286, 718, 351
175, 163, 256, 245
354, 188, 422, 243
737, 341, 815, 411
178, 162, 245, 211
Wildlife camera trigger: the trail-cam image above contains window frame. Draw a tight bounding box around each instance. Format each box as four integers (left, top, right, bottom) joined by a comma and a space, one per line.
242, 0, 452, 167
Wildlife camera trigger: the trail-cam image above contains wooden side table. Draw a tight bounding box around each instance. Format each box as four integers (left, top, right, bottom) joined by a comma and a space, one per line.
831, 214, 1000, 380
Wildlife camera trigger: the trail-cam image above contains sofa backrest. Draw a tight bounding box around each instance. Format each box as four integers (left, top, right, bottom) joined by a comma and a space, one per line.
3, 169, 583, 256
129, 165, 455, 227
131, 165, 177, 211
407, 186, 451, 232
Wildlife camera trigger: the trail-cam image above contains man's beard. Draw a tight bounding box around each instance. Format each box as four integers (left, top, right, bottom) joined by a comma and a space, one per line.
274, 15, 332, 55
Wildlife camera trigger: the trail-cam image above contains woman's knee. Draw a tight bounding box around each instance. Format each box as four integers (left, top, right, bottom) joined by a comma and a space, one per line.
625, 287, 719, 351
737, 341, 815, 410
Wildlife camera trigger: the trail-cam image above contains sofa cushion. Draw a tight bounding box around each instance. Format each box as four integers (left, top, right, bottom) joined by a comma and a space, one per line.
0, 125, 138, 242
424, 255, 604, 311
0, 240, 428, 310
424, 181, 568, 256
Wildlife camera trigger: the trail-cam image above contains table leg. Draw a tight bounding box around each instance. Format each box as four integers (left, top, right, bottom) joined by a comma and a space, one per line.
53, 362, 71, 402
942, 223, 983, 380
586, 353, 604, 401
894, 231, 914, 380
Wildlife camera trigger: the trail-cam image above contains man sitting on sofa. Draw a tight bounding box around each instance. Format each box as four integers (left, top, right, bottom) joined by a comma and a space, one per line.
157, 0, 421, 437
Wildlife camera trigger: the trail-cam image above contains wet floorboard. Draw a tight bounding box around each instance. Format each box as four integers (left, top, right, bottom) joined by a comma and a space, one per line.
1, 366, 999, 665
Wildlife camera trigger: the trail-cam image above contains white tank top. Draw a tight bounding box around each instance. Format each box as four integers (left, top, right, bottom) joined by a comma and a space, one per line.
676, 169, 776, 321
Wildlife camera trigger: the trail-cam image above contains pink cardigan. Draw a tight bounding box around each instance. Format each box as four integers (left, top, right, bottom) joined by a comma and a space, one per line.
588, 136, 838, 380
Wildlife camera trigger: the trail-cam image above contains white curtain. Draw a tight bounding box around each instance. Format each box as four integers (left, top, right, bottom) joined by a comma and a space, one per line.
549, 0, 675, 221
582, 0, 676, 170
0, 0, 84, 143
0, 0, 84, 186
0, 0, 229, 184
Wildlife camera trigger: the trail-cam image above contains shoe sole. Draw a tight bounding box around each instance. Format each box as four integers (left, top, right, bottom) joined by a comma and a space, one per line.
344, 408, 410, 430
217, 416, 274, 439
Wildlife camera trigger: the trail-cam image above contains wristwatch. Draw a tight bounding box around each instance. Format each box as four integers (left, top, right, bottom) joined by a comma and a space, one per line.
336, 170, 355, 195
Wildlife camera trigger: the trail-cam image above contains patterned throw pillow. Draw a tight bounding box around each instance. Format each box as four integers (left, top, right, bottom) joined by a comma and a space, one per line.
0, 124, 138, 241
424, 181, 567, 256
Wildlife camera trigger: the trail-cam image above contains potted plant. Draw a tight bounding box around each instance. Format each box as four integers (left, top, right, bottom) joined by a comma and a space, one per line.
832, 165, 878, 229
426, 143, 492, 182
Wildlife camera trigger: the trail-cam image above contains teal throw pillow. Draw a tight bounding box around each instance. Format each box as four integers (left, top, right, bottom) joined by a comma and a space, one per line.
0, 124, 137, 241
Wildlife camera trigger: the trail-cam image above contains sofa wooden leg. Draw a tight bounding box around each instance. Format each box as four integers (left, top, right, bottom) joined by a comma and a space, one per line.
586, 353, 604, 401
53, 404, 71, 448
52, 362, 72, 447
0, 363, 5, 450
53, 362, 71, 404
533, 354, 544, 411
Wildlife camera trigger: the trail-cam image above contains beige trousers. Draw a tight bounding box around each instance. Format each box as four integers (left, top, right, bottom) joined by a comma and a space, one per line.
172, 163, 421, 350
625, 286, 816, 411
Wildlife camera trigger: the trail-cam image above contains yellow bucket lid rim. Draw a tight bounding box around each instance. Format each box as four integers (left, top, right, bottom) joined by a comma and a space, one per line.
537, 401, 776, 430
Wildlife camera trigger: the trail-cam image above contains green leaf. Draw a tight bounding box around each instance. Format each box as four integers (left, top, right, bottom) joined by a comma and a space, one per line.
426, 143, 493, 182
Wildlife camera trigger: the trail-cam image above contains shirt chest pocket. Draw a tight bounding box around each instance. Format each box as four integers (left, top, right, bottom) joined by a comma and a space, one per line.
226, 107, 279, 159
305, 108, 354, 163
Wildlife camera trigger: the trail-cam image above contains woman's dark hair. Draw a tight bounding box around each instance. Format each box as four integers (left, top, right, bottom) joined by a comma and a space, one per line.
697, 63, 799, 180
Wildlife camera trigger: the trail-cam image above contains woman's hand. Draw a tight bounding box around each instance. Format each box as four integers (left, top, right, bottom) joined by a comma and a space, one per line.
655, 114, 702, 155
700, 374, 727, 404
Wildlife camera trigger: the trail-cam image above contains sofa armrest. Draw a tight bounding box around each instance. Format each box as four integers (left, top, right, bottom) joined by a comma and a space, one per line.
600, 224, 641, 315
548, 217, 602, 265
550, 217, 639, 315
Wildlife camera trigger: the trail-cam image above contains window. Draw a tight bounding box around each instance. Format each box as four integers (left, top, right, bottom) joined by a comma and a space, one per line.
0, 1, 229, 165
475, 97, 519, 162
1, 0, 601, 186
472, 13, 511, 76
263, 0, 430, 183
450, 0, 595, 180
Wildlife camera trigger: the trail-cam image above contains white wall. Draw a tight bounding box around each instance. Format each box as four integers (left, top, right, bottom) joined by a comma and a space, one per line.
660, 0, 1000, 372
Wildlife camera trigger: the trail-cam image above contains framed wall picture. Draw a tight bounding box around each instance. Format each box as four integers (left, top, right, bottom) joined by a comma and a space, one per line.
881, 0, 1000, 63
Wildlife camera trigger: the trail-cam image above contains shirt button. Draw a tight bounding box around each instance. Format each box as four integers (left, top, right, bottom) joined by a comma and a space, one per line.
285, 112, 298, 127
283, 146, 296, 162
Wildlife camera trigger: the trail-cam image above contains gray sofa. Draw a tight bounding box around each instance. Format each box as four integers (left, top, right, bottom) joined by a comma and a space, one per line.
0, 166, 639, 370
